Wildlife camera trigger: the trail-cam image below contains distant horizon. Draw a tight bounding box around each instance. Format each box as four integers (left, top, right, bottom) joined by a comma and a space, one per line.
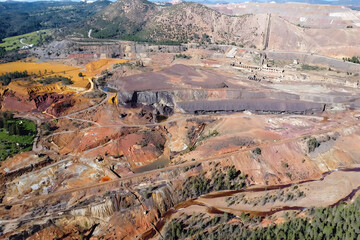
0, 0, 359, 4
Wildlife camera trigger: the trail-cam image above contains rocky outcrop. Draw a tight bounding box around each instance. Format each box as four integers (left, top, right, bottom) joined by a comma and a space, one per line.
31, 93, 71, 111
46, 99, 75, 117
152, 185, 175, 214
116, 89, 323, 115
70, 198, 115, 220
118, 91, 175, 116
2, 90, 36, 112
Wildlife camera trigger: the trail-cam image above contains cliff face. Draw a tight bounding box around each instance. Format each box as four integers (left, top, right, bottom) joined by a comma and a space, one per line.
116, 89, 324, 115
152, 185, 176, 214
118, 91, 175, 115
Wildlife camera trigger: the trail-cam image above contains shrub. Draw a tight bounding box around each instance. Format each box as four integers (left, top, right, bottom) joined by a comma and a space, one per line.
0, 71, 29, 86
307, 137, 320, 152
175, 54, 191, 59
39, 75, 73, 85
253, 147, 262, 155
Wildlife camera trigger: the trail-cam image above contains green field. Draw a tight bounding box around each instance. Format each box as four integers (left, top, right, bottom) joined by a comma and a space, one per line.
0, 30, 51, 51
0, 116, 37, 161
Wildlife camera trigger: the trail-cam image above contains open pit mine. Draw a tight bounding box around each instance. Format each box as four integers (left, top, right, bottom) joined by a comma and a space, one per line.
0, 0, 360, 239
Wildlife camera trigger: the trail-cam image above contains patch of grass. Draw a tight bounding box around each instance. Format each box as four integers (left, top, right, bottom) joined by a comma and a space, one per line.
39, 75, 73, 86
301, 64, 325, 71
0, 113, 36, 161
113, 62, 134, 69
0, 30, 51, 51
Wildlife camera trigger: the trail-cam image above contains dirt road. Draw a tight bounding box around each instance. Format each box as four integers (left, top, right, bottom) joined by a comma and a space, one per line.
1, 116, 359, 207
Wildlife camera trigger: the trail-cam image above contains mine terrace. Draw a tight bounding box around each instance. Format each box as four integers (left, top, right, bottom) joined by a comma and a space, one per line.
0, 0, 360, 239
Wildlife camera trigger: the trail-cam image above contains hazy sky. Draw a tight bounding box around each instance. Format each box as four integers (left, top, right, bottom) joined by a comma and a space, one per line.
0, 0, 359, 4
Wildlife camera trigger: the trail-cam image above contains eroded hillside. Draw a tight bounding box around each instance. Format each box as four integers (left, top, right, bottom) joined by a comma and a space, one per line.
84, 0, 266, 47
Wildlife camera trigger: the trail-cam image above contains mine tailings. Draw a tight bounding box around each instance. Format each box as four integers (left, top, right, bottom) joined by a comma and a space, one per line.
140, 167, 360, 240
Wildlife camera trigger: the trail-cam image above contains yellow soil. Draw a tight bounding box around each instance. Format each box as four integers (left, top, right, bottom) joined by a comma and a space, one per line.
108, 93, 118, 104
85, 59, 128, 76
0, 61, 79, 76
0, 59, 128, 95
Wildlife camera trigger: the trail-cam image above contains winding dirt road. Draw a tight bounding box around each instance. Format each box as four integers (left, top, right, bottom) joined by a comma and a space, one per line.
1, 115, 359, 207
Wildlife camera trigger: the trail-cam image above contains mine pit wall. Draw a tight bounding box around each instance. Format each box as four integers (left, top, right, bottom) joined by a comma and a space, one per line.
36, 40, 188, 60
73, 41, 187, 59
177, 100, 325, 115
2, 181, 177, 238
116, 89, 325, 115
266, 51, 360, 74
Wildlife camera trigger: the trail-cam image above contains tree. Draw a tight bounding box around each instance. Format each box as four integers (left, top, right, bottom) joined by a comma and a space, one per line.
0, 47, 6, 58
254, 147, 262, 155
227, 166, 238, 181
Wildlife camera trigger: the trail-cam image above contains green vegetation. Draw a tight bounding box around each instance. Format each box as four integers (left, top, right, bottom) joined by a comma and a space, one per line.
187, 130, 219, 152
199, 130, 219, 142
0, 51, 28, 62
165, 193, 360, 240
113, 62, 134, 69
0, 1, 111, 41
343, 56, 360, 64
0, 71, 29, 86
253, 147, 261, 155
0, 30, 51, 51
226, 186, 306, 207
301, 64, 325, 71
307, 137, 320, 153
0, 47, 6, 58
40, 122, 58, 136
183, 163, 201, 172
78, 1, 232, 45
178, 165, 247, 200
0, 112, 36, 161
39, 75, 73, 86
175, 54, 192, 59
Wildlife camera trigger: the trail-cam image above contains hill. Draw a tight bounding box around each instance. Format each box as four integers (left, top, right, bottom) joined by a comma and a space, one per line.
82, 0, 266, 47
155, 0, 360, 6
0, 0, 111, 42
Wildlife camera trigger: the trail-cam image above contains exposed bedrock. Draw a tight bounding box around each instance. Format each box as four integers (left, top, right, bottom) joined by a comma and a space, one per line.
350, 99, 360, 110
177, 99, 325, 114
34, 40, 187, 60
116, 89, 325, 115
117, 89, 299, 105
118, 91, 175, 115
300, 94, 357, 104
